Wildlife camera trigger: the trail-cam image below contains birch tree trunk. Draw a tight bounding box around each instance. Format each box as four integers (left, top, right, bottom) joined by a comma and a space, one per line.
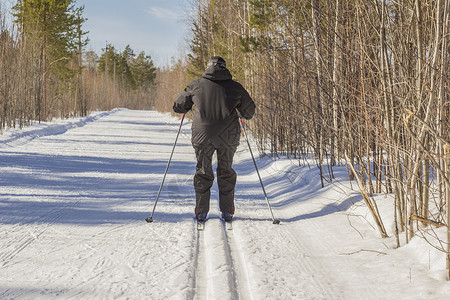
311, 0, 325, 187
331, 0, 341, 166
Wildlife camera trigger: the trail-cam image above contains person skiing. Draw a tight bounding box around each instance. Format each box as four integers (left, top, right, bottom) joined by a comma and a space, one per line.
173, 56, 255, 222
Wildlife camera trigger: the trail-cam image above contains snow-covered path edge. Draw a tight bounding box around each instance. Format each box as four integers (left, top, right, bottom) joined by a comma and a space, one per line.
0, 109, 449, 299
0, 109, 122, 149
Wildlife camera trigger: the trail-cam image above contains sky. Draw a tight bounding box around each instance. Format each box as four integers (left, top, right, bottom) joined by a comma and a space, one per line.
77, 0, 192, 67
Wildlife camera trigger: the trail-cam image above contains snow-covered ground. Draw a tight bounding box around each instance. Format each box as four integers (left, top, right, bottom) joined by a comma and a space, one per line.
0, 109, 449, 299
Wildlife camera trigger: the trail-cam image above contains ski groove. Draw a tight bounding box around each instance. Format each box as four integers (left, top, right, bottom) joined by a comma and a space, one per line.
194, 221, 208, 299
220, 221, 239, 299
193, 217, 256, 300
223, 222, 255, 300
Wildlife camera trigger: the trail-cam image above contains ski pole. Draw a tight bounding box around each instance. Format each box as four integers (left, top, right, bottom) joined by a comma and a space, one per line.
239, 118, 280, 224
146, 114, 185, 223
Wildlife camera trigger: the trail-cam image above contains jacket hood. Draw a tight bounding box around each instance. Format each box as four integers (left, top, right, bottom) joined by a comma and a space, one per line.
202, 65, 232, 81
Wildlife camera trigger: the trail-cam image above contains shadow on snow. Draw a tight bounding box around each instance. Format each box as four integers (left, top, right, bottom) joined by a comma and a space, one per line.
0, 140, 360, 226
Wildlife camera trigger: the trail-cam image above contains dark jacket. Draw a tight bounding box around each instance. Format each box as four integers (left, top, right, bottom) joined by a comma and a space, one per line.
173, 64, 255, 147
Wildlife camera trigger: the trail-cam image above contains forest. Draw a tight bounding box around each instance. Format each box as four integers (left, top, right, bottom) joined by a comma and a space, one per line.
0, 0, 449, 277
0, 0, 156, 131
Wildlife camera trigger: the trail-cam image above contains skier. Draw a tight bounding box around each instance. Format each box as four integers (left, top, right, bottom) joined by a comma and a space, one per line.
173, 56, 255, 222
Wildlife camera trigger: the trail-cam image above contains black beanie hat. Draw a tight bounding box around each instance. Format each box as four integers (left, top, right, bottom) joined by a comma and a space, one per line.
207, 56, 227, 68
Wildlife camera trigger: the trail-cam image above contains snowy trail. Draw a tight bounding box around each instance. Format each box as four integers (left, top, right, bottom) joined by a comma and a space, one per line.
196, 219, 237, 299
0, 110, 198, 299
195, 217, 255, 300
1, 109, 449, 299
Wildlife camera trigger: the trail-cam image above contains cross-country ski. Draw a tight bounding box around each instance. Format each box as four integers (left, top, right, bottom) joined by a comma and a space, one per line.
225, 221, 232, 230
223, 219, 232, 230
197, 219, 206, 231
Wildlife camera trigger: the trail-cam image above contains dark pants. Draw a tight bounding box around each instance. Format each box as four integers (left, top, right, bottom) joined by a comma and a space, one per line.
193, 144, 237, 215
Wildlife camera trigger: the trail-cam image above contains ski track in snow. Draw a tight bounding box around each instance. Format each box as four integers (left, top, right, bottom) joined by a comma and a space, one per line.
194, 217, 256, 300
1, 109, 449, 299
